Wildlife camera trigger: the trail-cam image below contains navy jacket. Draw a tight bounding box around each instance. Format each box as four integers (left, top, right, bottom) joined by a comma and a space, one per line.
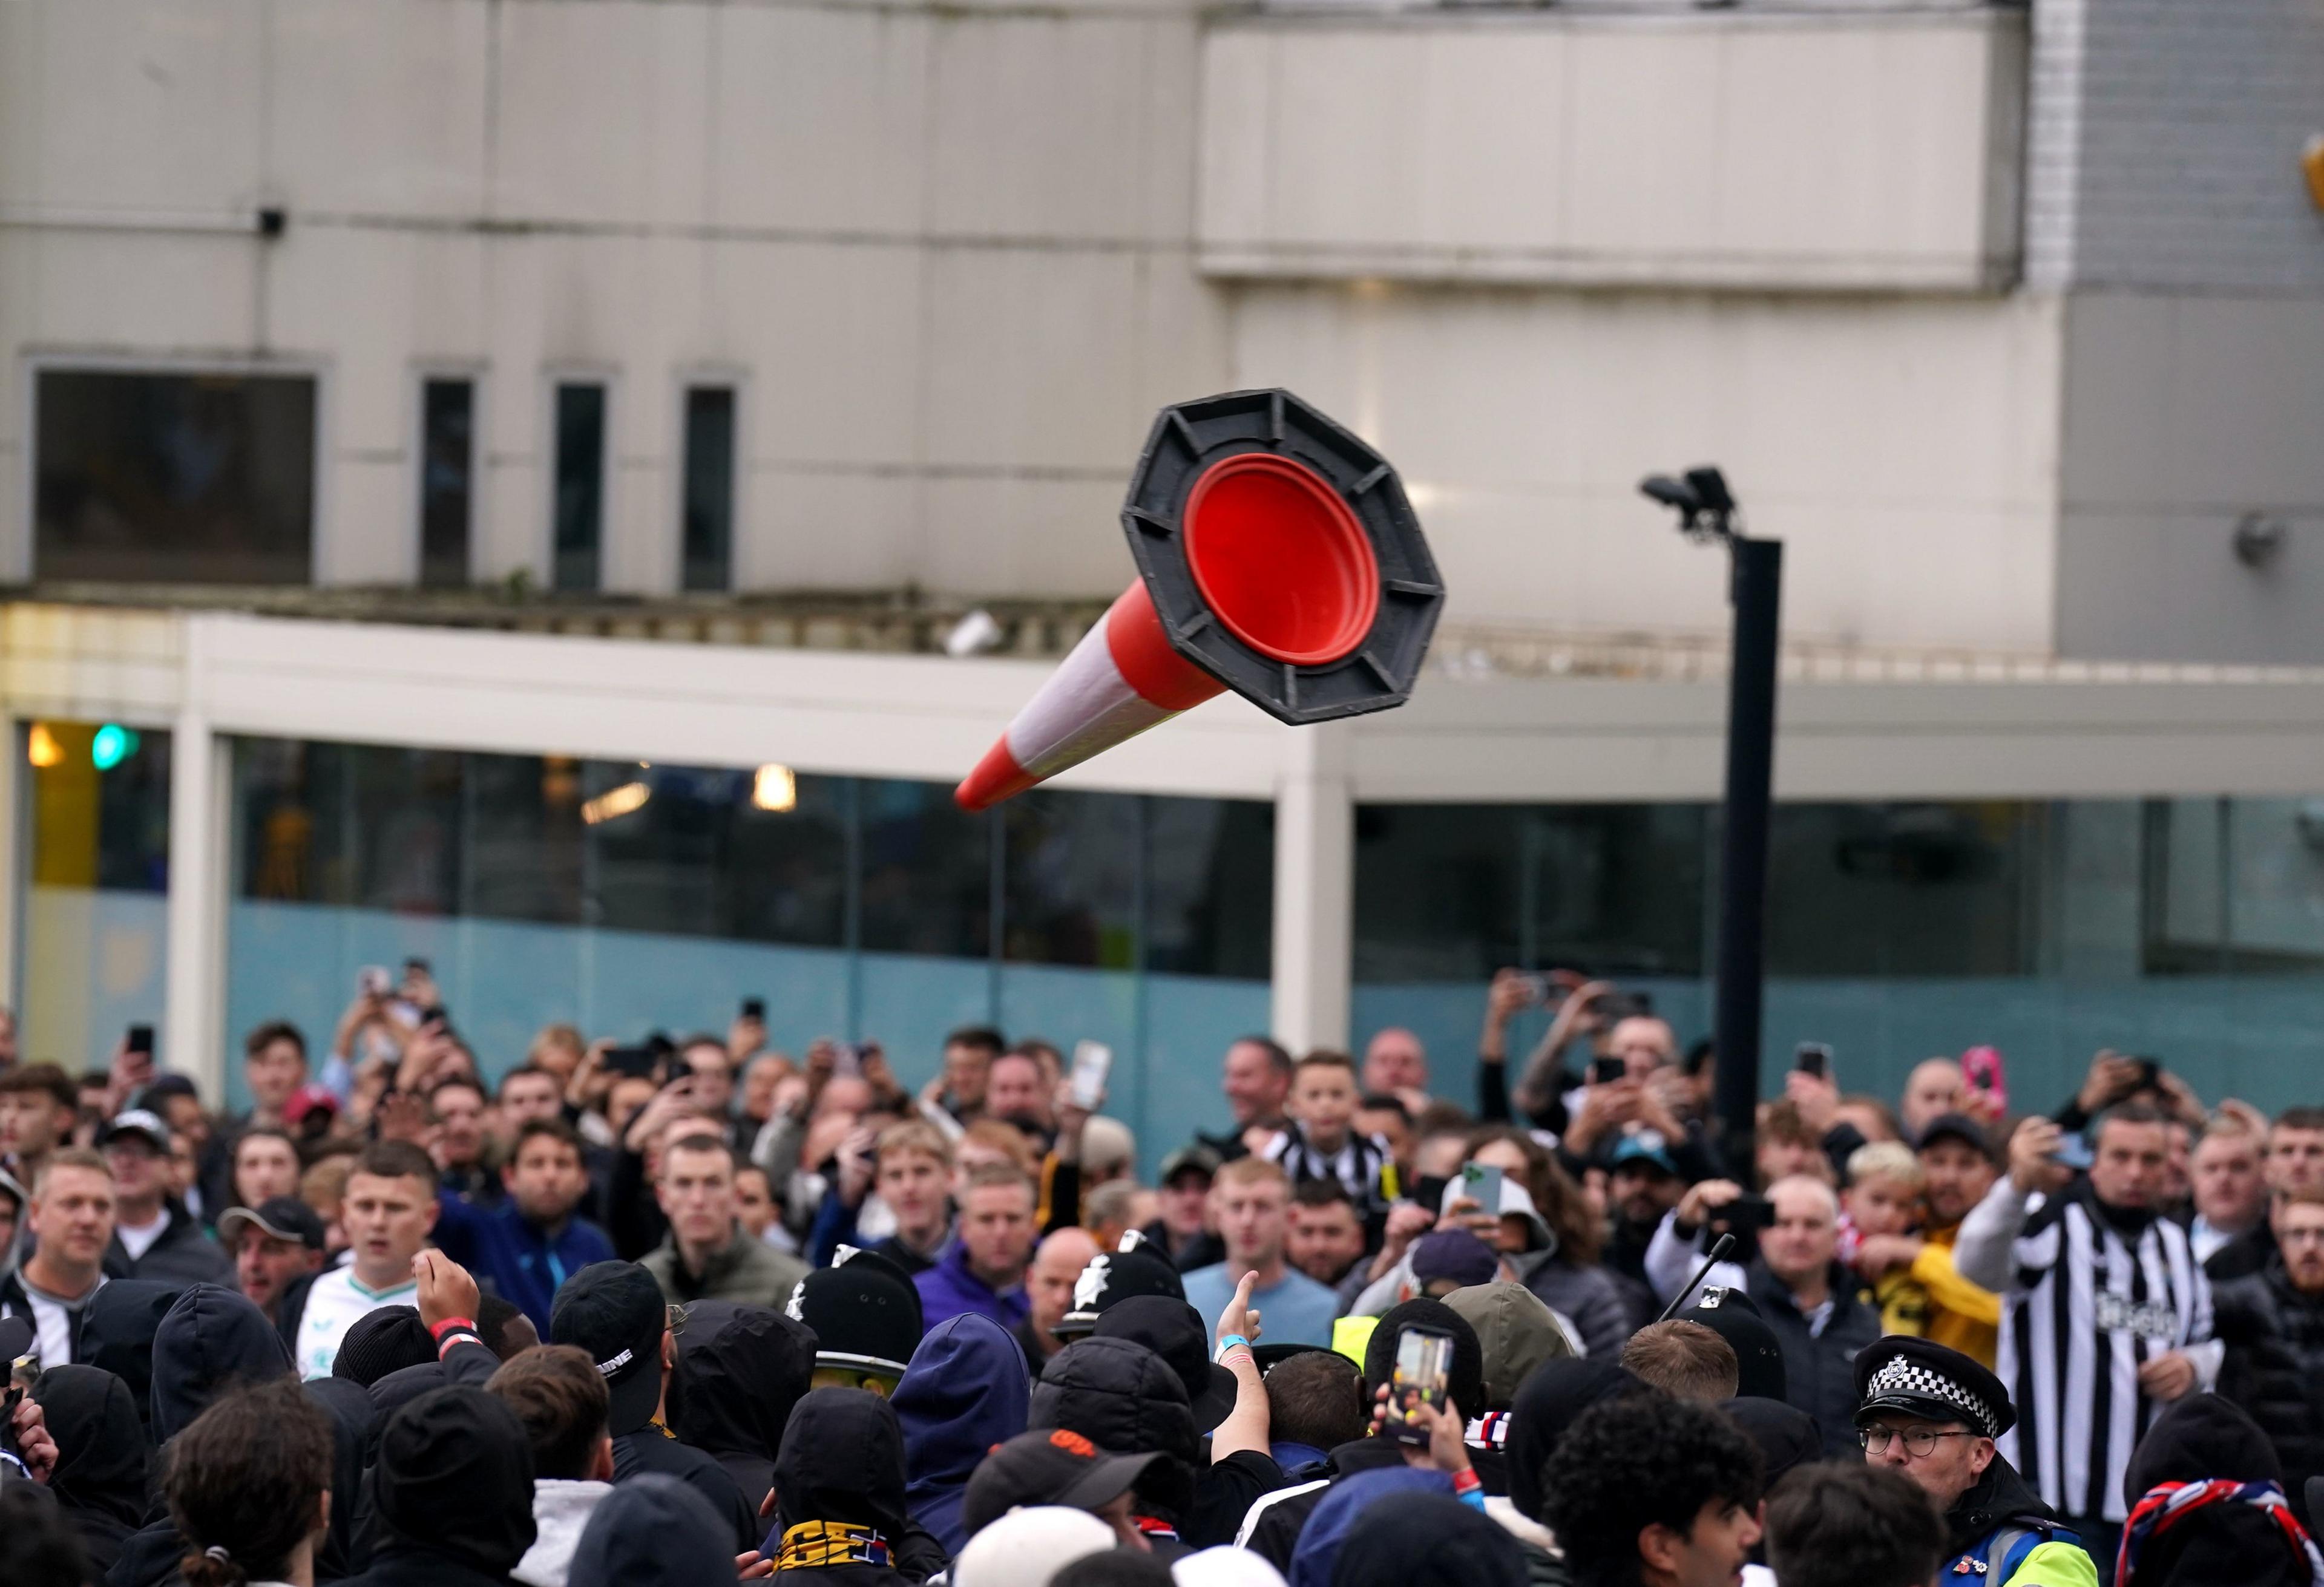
430, 1191, 615, 1333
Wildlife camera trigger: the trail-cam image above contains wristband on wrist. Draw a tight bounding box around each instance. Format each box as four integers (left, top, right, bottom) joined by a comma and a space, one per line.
429, 1317, 477, 1341
1451, 1467, 1482, 1494
1215, 1334, 1249, 1360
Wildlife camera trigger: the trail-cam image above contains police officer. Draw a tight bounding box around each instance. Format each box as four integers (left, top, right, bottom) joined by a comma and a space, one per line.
1854, 1338, 2098, 1586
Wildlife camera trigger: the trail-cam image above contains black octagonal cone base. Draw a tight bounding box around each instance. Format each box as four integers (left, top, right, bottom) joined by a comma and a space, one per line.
1119, 388, 1445, 727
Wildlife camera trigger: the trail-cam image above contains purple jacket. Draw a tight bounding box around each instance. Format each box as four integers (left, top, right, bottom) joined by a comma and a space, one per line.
913, 1242, 1031, 1332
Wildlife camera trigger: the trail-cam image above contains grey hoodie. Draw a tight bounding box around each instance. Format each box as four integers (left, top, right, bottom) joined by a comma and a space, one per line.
514, 1479, 614, 1587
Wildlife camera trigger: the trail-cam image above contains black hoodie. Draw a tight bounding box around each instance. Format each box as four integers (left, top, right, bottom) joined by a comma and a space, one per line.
672, 1299, 815, 1511
107, 1286, 299, 1587
77, 1280, 182, 1444
2116, 1394, 2314, 1587
303, 1375, 379, 1582
764, 1388, 917, 1582
1505, 1360, 1639, 1526
569, 1474, 737, 1587
35, 1365, 149, 1574
336, 1386, 537, 1587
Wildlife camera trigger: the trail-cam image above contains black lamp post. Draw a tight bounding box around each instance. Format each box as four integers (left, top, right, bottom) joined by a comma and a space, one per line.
1640, 466, 1781, 1170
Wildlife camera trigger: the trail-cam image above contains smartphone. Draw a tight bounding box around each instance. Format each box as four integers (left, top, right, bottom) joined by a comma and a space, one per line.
125, 1024, 154, 1058
2054, 1133, 2095, 1172
0, 1382, 19, 1462
1389, 1326, 1454, 1446
359, 965, 392, 998
1961, 1045, 2008, 1111
1794, 1042, 1832, 1080
740, 996, 766, 1023
1515, 972, 1551, 1006
1069, 1041, 1112, 1111
1460, 1161, 1505, 1213
2133, 1056, 2161, 1091
1589, 1056, 1626, 1087
605, 1046, 661, 1079
1722, 1194, 1776, 1231
833, 1041, 862, 1078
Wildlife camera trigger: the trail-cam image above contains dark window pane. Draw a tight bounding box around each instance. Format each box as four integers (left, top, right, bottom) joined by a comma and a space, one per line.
1764, 802, 2040, 977
1354, 803, 1705, 982
682, 387, 735, 593
585, 763, 844, 945
28, 721, 171, 894
1002, 790, 1139, 968
860, 779, 991, 959
553, 384, 605, 592
419, 379, 473, 587
1146, 797, 1273, 978
36, 369, 315, 583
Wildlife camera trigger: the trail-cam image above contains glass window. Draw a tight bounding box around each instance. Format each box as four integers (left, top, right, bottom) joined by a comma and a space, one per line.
36, 368, 315, 583
24, 721, 171, 1073
419, 378, 474, 587
682, 386, 736, 593
585, 761, 845, 946
1002, 790, 1140, 968
1146, 797, 1274, 979
859, 779, 991, 959
1354, 803, 1706, 982
553, 382, 606, 592
1764, 802, 2042, 977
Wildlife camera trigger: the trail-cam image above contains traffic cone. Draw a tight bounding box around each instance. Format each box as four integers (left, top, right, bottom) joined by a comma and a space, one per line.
956, 390, 1443, 812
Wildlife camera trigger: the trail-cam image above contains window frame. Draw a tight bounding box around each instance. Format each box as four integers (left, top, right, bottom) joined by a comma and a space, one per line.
542, 366, 617, 594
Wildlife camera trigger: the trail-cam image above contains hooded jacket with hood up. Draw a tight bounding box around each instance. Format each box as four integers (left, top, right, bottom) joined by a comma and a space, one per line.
335, 1385, 539, 1587
763, 1387, 927, 1582
1029, 1336, 1207, 1551
670, 1298, 816, 1512
2116, 1394, 2320, 1587
566, 1474, 731, 1587
35, 1364, 149, 1575
889, 1313, 1030, 1554
106, 1284, 298, 1587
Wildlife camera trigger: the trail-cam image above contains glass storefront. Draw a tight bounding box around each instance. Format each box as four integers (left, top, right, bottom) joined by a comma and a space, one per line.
222, 739, 1274, 1159
1354, 798, 2324, 1118
21, 720, 171, 1076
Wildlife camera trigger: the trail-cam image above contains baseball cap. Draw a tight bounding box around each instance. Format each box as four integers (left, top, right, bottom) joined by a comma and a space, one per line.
284, 1083, 341, 1127
1607, 1130, 1679, 1177
97, 1109, 170, 1152
218, 1196, 328, 1252
1915, 1111, 1995, 1160
959, 1428, 1171, 1539
550, 1261, 668, 1435
1411, 1229, 1499, 1292
1159, 1144, 1223, 1186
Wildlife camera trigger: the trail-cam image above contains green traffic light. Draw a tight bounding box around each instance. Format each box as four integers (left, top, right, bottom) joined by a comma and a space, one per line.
91, 723, 139, 771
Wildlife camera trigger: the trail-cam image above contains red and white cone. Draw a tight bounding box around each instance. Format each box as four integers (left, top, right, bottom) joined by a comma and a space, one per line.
954, 392, 1437, 812
954, 580, 1223, 812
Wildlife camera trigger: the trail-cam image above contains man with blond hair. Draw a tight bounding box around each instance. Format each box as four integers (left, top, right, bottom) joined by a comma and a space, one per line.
1183, 1156, 1338, 1346
0, 1148, 117, 1364
809, 1116, 957, 1272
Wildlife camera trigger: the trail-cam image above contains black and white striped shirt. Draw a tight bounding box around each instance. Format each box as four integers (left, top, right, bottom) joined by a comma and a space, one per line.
1262, 1127, 1393, 1211
1989, 1186, 2217, 1524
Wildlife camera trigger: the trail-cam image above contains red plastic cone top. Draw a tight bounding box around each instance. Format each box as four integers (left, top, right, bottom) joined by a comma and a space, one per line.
956, 390, 1443, 812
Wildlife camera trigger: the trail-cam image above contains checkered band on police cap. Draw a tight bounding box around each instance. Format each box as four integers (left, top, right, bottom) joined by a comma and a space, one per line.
1863, 1353, 1998, 1438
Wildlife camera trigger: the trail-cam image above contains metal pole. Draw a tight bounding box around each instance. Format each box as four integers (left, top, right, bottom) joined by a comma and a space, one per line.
1712, 536, 1782, 1167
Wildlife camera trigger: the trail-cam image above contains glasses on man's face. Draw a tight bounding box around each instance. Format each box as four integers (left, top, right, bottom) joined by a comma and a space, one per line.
1858, 1425, 1980, 1458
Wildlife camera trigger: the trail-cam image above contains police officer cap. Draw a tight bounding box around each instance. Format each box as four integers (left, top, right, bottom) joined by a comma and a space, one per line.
1853, 1336, 2014, 1439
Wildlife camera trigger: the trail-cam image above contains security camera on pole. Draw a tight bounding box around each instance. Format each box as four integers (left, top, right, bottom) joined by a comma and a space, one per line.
1639, 466, 1781, 1174
956, 389, 1445, 811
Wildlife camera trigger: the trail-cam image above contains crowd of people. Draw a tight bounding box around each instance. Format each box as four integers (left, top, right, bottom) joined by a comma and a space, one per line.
1, 963, 2323, 1587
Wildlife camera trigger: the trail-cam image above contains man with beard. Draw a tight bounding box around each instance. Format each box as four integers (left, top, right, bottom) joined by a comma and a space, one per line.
1854, 1338, 2098, 1586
